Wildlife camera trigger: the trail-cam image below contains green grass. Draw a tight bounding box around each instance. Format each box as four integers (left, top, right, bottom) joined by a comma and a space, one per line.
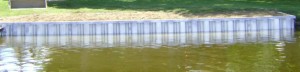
1, 0, 300, 21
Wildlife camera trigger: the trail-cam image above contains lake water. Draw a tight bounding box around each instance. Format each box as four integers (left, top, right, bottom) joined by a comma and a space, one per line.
0, 30, 299, 72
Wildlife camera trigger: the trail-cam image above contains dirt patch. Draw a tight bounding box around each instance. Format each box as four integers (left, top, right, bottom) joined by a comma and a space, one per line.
0, 11, 287, 22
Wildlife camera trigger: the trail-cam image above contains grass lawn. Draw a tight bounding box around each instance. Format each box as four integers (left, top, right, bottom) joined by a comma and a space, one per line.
1, 0, 300, 21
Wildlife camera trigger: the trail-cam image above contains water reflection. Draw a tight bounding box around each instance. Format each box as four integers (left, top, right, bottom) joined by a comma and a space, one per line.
3, 29, 294, 48
0, 30, 299, 72
0, 39, 49, 72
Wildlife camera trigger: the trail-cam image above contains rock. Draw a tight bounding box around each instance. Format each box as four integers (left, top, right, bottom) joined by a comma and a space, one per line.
296, 22, 300, 25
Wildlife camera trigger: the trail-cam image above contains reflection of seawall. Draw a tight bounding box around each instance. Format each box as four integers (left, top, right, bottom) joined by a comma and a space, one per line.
0, 43, 49, 72
1, 36, 47, 72
0, 16, 295, 36
4, 30, 294, 48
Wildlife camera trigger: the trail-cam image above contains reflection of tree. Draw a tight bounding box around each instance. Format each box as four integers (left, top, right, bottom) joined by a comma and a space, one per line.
226, 43, 281, 72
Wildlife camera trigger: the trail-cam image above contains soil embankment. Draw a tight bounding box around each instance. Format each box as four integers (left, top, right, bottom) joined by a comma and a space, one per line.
0, 11, 287, 22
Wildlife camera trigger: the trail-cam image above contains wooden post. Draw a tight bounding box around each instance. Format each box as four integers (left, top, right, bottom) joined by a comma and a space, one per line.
0, 25, 4, 36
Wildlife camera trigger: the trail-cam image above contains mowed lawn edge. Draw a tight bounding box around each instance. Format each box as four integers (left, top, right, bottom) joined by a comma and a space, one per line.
1, 0, 300, 22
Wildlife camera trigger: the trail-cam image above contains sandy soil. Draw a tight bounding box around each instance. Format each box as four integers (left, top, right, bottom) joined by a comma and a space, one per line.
0, 11, 287, 22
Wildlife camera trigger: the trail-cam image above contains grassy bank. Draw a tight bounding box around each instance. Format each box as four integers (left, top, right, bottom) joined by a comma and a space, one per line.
1, 0, 300, 21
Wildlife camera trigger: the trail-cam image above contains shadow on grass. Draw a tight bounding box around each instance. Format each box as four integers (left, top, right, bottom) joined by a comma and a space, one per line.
47, 0, 292, 13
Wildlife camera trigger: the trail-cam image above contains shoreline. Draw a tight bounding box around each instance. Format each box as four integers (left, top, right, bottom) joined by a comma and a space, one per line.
0, 11, 288, 22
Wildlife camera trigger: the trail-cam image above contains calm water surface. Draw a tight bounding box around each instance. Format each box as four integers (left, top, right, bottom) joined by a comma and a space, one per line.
0, 31, 300, 72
